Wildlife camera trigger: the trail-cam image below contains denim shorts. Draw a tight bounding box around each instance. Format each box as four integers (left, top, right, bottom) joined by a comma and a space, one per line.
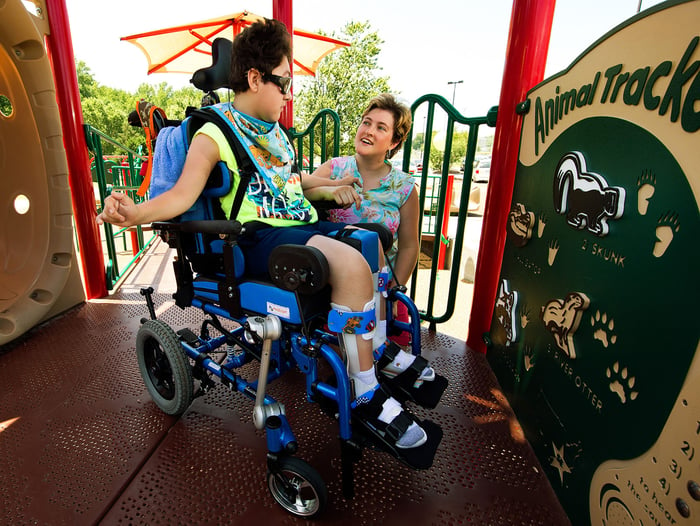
238, 221, 346, 277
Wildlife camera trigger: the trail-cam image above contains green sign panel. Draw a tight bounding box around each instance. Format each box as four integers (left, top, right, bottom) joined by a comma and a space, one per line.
487, 2, 700, 524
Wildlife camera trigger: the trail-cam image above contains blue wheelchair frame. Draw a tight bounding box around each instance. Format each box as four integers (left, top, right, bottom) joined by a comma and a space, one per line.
132, 36, 430, 517
137, 202, 424, 517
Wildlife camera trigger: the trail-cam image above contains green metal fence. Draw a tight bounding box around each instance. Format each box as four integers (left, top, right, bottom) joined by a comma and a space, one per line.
401, 94, 498, 329
288, 108, 341, 172
85, 124, 157, 290
85, 100, 496, 330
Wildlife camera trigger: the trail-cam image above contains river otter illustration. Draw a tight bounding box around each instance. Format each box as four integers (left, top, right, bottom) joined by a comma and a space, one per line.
541, 292, 590, 359
553, 152, 625, 237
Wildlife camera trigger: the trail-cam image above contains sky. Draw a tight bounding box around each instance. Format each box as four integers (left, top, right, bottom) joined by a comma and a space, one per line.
63, 0, 666, 119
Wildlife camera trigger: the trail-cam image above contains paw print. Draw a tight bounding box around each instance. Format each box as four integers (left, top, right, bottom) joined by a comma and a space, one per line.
637, 171, 656, 216
653, 211, 680, 258
538, 213, 547, 238
548, 239, 560, 266
520, 305, 530, 329
591, 311, 617, 348
523, 345, 535, 371
606, 362, 638, 403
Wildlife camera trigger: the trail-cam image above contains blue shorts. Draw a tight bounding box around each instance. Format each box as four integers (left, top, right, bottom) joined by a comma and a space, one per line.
239, 221, 347, 277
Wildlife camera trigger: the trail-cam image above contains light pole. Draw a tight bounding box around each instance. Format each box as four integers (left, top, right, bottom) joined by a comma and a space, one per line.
447, 80, 463, 105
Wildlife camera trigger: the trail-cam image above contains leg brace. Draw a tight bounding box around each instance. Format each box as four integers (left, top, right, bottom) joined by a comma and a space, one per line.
328, 300, 375, 375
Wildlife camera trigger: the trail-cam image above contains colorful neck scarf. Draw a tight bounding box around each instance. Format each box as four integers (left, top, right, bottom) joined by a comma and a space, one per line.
226, 105, 295, 197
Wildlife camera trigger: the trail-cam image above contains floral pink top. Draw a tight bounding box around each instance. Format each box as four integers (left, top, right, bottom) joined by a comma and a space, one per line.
326, 156, 415, 266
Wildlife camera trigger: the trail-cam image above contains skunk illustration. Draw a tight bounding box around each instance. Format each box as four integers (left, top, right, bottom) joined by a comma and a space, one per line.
553, 152, 625, 237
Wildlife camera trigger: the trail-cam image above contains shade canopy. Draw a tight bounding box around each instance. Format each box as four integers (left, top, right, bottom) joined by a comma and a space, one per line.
121, 11, 349, 77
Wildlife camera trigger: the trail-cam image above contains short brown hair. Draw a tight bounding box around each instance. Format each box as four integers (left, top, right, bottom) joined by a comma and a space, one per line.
228, 18, 292, 93
362, 94, 413, 158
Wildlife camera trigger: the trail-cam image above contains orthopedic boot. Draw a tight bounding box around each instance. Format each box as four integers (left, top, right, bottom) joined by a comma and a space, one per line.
371, 267, 434, 386
328, 301, 426, 449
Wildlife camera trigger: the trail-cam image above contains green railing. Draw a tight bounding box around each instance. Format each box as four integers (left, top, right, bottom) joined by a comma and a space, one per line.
84, 101, 496, 328
402, 94, 498, 329
288, 109, 341, 172
84, 124, 157, 290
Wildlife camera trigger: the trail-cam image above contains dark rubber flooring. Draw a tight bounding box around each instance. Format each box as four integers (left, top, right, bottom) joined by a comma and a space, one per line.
0, 244, 570, 526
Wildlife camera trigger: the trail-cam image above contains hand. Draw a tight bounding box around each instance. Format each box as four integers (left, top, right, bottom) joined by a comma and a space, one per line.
96, 191, 137, 227
330, 185, 362, 209
334, 174, 361, 188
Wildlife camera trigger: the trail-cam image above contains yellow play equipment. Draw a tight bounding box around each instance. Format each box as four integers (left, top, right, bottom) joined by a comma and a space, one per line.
0, 0, 84, 347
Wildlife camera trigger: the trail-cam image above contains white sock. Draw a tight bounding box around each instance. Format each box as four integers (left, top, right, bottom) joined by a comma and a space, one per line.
351, 368, 427, 449
351, 368, 379, 398
372, 319, 387, 350
382, 349, 435, 382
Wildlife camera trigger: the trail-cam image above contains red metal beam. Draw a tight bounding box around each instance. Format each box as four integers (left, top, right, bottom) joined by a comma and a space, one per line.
467, 0, 556, 353
273, 0, 294, 128
45, 0, 107, 299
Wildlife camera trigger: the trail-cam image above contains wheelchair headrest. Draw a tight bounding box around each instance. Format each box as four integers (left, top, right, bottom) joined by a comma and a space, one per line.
190, 38, 233, 92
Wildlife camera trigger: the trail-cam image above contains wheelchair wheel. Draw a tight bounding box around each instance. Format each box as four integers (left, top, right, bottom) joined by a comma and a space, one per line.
267, 457, 327, 518
136, 319, 193, 416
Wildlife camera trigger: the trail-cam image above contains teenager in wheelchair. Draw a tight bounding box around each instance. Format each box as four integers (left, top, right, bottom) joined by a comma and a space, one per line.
97, 18, 447, 517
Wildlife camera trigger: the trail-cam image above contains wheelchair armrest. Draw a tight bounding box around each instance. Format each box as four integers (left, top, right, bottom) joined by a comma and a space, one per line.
152, 220, 242, 236
353, 222, 393, 253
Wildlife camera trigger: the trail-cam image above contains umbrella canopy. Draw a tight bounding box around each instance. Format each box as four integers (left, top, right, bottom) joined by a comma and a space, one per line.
121, 11, 349, 77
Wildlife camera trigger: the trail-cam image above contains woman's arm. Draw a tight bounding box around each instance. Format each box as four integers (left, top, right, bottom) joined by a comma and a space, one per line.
304, 185, 362, 209
302, 159, 359, 190
392, 187, 420, 286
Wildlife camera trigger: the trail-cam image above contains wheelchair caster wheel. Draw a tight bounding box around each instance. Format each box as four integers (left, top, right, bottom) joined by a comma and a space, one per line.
267, 457, 327, 518
136, 319, 193, 416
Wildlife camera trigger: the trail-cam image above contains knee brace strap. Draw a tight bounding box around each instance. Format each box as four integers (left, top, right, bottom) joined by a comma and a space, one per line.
377, 266, 390, 297
328, 302, 376, 336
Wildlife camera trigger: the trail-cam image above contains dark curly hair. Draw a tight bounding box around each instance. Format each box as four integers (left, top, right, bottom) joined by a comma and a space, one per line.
228, 18, 292, 93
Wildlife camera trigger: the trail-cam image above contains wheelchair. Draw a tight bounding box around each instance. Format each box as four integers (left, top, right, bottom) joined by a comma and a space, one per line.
132, 38, 445, 518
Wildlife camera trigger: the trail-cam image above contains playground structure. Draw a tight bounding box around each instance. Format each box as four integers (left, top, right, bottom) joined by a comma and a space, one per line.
2, 0, 699, 524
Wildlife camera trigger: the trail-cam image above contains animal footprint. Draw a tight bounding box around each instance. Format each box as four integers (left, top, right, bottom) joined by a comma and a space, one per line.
653, 211, 680, 258
637, 171, 656, 216
548, 239, 560, 266
591, 311, 617, 348
606, 362, 638, 403
520, 305, 530, 329
538, 213, 547, 238
523, 345, 535, 371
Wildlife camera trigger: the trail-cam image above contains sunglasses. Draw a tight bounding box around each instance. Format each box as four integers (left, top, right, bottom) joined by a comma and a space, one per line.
261, 72, 293, 95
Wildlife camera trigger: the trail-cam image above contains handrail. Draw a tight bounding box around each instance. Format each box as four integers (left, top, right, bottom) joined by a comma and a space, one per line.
83, 101, 496, 327
84, 124, 156, 290
404, 94, 497, 329
288, 108, 341, 173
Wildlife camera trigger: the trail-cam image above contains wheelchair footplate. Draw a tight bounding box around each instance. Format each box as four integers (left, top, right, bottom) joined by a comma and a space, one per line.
376, 342, 449, 410
350, 410, 443, 470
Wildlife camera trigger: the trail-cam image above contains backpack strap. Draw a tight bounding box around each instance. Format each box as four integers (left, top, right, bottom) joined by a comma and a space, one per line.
135, 99, 168, 197
187, 107, 256, 221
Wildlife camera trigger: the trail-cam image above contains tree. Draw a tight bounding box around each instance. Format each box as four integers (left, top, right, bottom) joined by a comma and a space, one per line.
428, 130, 469, 172
293, 21, 391, 159
76, 61, 202, 156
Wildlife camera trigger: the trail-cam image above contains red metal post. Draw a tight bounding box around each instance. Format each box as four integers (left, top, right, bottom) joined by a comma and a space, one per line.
45, 0, 107, 299
437, 174, 454, 270
273, 0, 294, 128
466, 0, 556, 353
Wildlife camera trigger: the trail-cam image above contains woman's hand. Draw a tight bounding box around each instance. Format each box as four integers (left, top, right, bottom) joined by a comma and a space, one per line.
327, 184, 362, 209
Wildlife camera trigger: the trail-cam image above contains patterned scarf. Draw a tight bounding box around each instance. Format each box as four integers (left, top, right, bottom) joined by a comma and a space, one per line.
224, 105, 295, 197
